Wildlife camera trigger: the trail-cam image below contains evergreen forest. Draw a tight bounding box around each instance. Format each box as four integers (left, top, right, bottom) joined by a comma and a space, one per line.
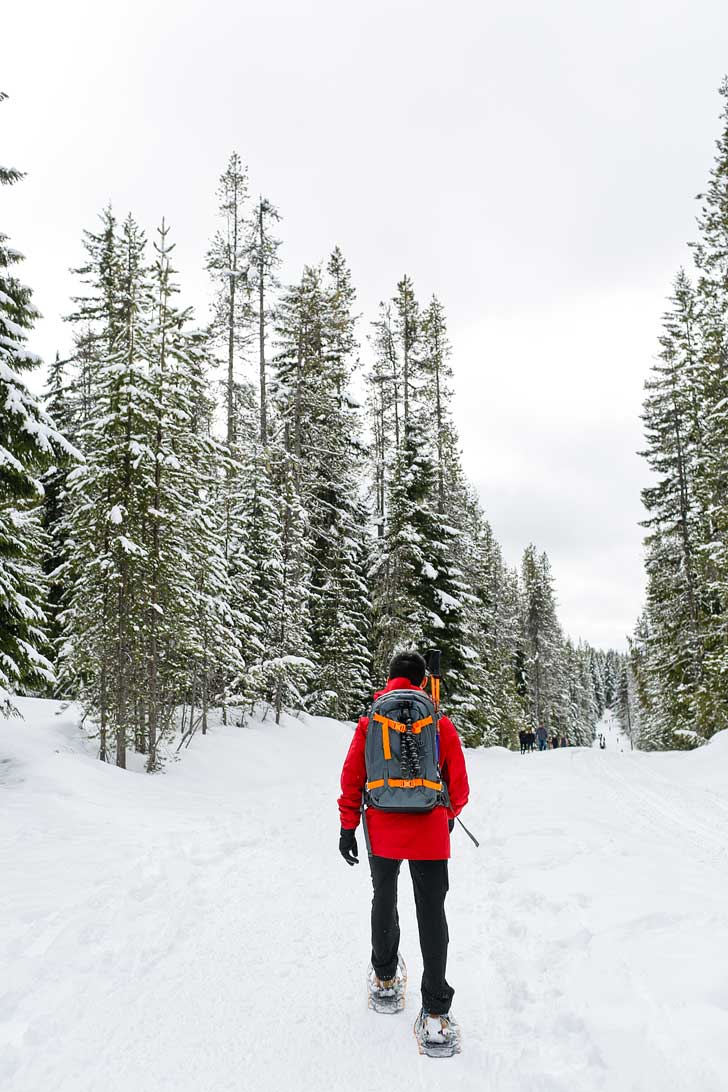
9, 81, 728, 766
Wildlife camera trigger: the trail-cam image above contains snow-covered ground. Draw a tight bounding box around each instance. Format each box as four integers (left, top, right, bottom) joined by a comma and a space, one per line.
2, 699, 728, 1092
593, 706, 632, 752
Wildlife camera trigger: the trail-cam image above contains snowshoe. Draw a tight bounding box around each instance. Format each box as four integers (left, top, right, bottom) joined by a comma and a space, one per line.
413, 1008, 461, 1057
367, 954, 407, 1013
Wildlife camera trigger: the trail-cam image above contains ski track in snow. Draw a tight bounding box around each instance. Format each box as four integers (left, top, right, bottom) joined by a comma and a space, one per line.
2, 701, 728, 1092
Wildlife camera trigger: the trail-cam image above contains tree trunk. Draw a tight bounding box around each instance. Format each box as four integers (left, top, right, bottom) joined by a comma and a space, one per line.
99, 667, 108, 762
115, 560, 128, 770
258, 200, 268, 445
434, 327, 444, 512
671, 391, 701, 685
227, 195, 240, 450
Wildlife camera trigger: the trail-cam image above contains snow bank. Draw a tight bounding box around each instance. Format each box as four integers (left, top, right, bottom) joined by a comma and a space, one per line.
2, 701, 727, 1092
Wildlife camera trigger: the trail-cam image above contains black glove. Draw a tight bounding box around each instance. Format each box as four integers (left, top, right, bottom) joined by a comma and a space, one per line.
448, 818, 455, 833
339, 827, 359, 866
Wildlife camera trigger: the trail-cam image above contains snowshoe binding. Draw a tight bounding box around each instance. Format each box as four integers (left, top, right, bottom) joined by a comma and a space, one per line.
414, 1008, 461, 1057
367, 954, 407, 1013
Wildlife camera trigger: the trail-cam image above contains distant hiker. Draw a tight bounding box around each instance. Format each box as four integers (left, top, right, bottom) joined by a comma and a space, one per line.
519, 730, 527, 755
338, 650, 469, 1056
536, 725, 548, 751
560, 736, 568, 748
527, 731, 535, 752
599, 736, 606, 750
551, 735, 559, 751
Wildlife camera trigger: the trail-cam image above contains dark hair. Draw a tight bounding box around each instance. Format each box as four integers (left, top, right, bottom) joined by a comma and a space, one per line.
388, 650, 427, 686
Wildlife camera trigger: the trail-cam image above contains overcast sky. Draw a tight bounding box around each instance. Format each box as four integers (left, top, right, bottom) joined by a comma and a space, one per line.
4, 0, 728, 650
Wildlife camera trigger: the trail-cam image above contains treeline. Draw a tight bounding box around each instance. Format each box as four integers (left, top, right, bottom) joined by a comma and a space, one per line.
1, 95, 617, 766
617, 78, 728, 750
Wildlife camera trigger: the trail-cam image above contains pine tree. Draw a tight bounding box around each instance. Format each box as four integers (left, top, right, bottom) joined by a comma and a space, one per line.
267, 446, 316, 722
40, 352, 77, 657
455, 499, 525, 746
0, 93, 76, 713
371, 433, 461, 677
393, 275, 420, 435
639, 271, 707, 741
368, 302, 401, 536
62, 213, 156, 765
272, 253, 372, 717
230, 441, 285, 708
520, 545, 564, 732
60, 211, 240, 766
140, 219, 240, 765
688, 78, 728, 735
245, 196, 281, 445
421, 296, 454, 512
206, 152, 251, 449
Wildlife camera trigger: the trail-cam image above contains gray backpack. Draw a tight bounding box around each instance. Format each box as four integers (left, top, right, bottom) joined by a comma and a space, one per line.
364, 689, 449, 813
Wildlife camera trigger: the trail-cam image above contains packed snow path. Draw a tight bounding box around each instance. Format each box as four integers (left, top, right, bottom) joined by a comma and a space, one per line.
2, 700, 728, 1092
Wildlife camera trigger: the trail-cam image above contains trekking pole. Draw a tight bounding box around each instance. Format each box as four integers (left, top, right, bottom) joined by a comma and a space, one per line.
456, 816, 480, 847
425, 648, 481, 849
426, 647, 442, 710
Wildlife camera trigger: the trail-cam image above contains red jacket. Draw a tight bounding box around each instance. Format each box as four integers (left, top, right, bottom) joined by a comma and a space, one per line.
337, 677, 470, 860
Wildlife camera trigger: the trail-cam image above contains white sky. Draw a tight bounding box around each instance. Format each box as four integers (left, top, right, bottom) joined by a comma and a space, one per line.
4, 0, 728, 650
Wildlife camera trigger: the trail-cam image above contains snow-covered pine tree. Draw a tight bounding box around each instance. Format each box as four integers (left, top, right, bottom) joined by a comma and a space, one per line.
639, 271, 706, 743
181, 370, 244, 743
267, 444, 316, 723
615, 655, 640, 749
588, 645, 607, 720
206, 152, 252, 449
308, 249, 371, 715
415, 300, 486, 730
371, 425, 468, 689
370, 436, 435, 669
272, 253, 371, 717
368, 302, 402, 542
455, 496, 525, 746
62, 210, 243, 765
40, 352, 78, 657
141, 219, 244, 764
229, 439, 285, 709
687, 78, 728, 737
370, 279, 450, 673
602, 648, 621, 708
61, 213, 157, 765
421, 296, 453, 513
393, 275, 420, 434
520, 545, 565, 733
245, 196, 281, 445
571, 642, 599, 744
0, 95, 77, 713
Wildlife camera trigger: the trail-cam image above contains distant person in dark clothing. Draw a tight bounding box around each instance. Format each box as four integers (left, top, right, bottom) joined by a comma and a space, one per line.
527, 731, 535, 752
519, 730, 527, 755
560, 736, 568, 748
536, 725, 548, 751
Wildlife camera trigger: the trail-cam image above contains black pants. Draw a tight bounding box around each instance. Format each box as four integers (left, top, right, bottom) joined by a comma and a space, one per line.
369, 855, 454, 1015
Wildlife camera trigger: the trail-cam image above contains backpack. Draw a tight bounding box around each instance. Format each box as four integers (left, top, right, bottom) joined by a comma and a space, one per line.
363, 688, 449, 814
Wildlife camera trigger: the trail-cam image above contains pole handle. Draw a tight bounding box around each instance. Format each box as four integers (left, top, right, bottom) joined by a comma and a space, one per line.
425, 648, 442, 678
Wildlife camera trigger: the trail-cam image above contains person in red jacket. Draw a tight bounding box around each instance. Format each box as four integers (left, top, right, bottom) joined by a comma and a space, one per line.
337, 650, 470, 1022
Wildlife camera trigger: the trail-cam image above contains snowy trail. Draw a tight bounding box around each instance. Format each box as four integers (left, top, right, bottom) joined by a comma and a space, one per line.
2, 702, 728, 1092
